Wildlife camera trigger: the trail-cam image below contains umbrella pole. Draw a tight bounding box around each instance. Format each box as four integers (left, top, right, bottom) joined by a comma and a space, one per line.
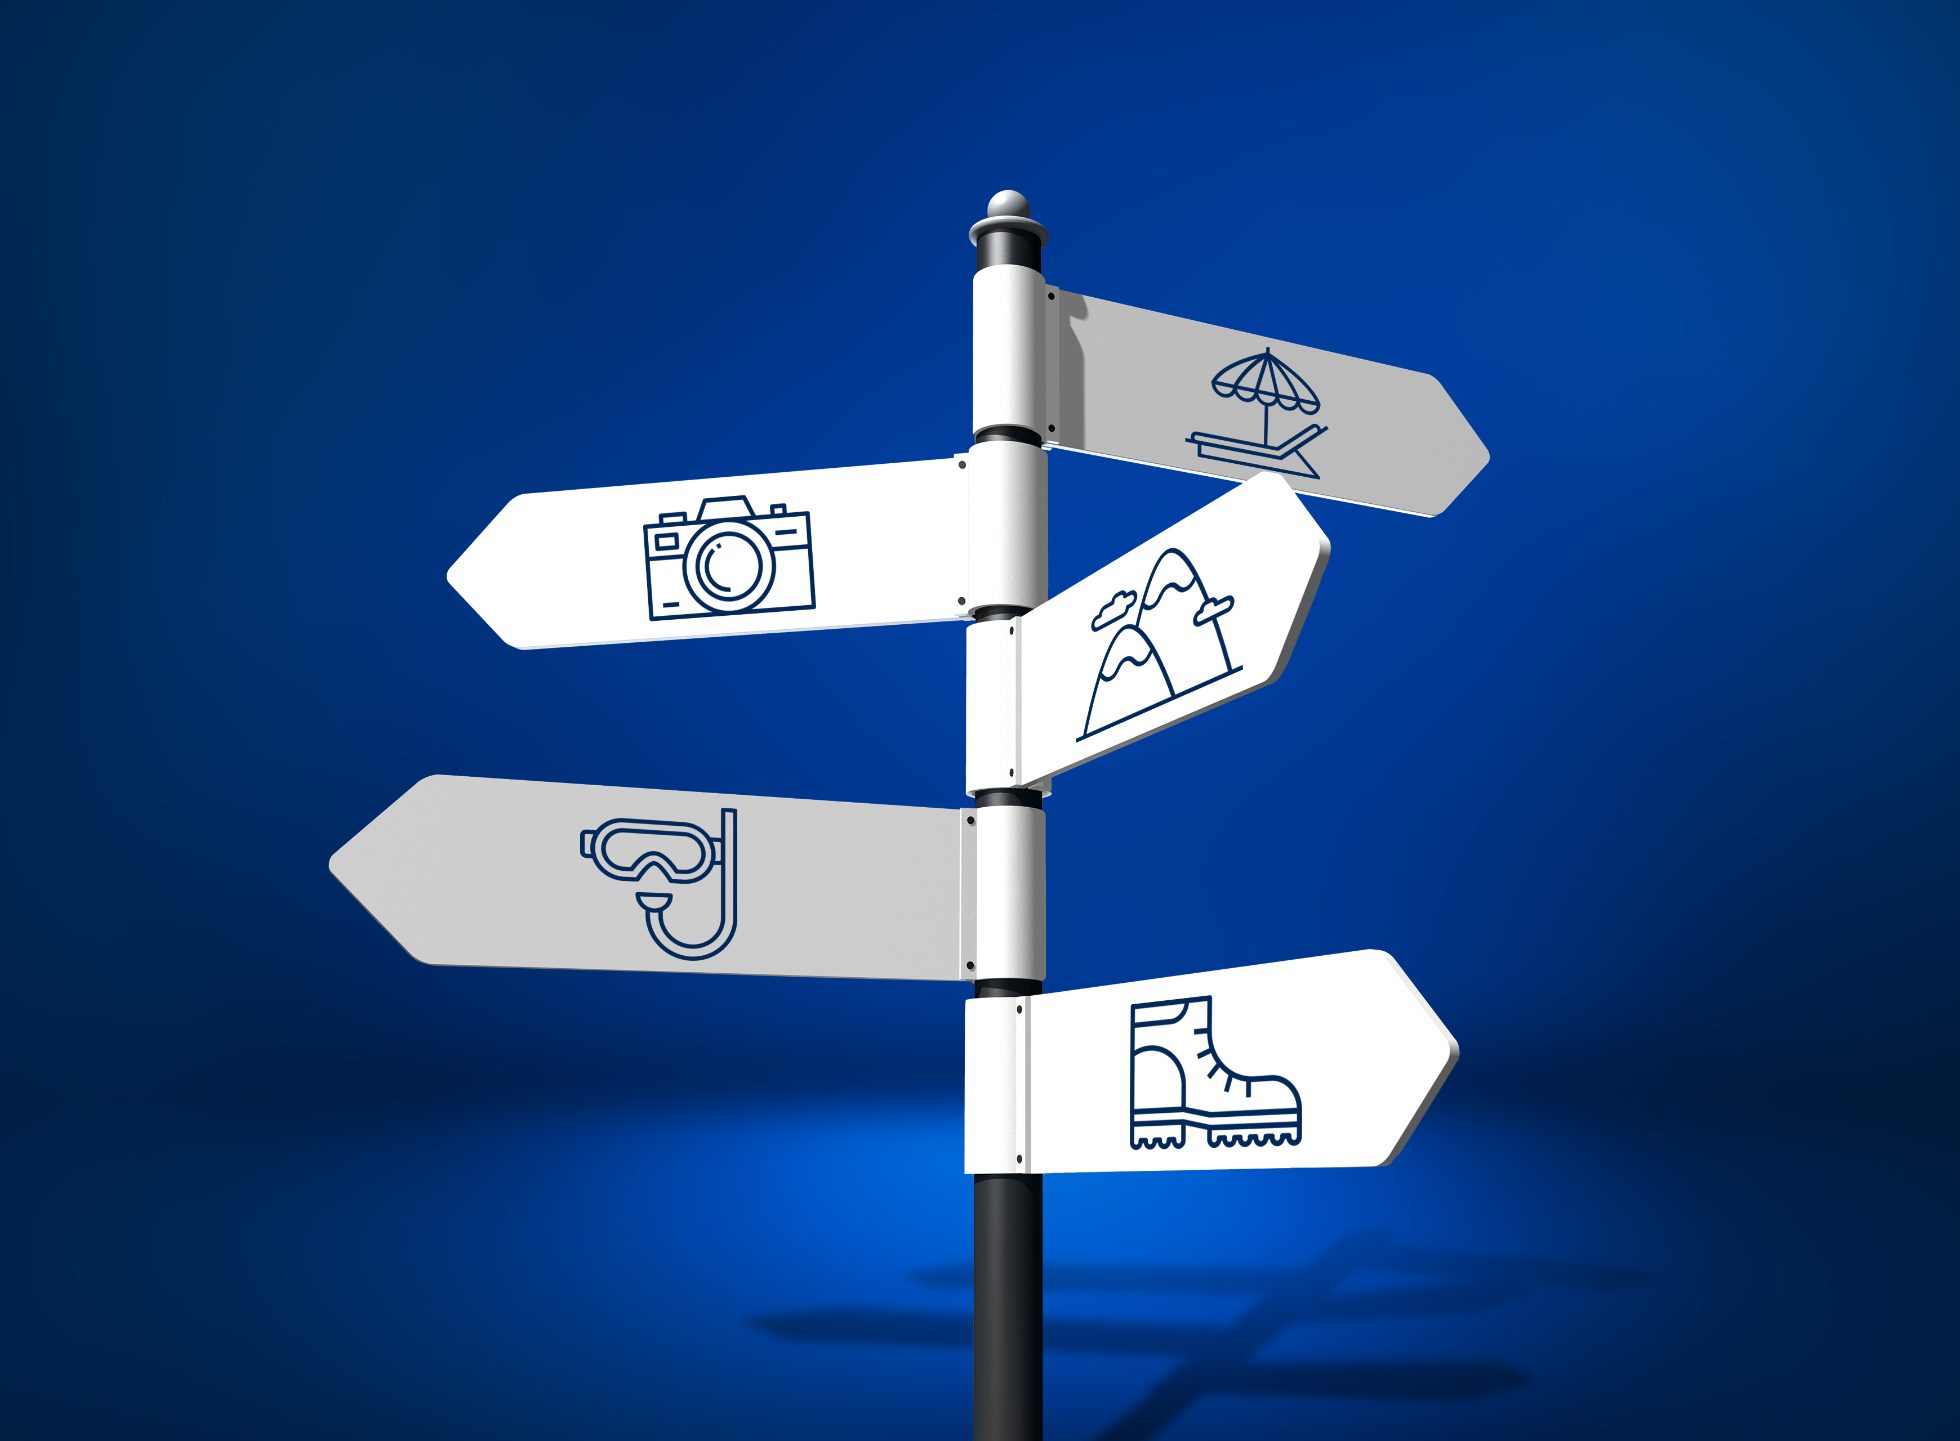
969, 188, 1050, 1441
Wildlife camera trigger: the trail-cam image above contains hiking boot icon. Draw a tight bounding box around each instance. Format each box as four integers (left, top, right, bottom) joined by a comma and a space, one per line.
1130, 996, 1301, 1149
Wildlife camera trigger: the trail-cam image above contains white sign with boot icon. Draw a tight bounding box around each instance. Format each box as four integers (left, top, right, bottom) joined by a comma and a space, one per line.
966, 950, 1456, 1175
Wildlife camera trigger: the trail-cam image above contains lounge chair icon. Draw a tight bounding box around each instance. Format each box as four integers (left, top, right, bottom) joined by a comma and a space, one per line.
1186, 347, 1328, 482
578, 809, 738, 961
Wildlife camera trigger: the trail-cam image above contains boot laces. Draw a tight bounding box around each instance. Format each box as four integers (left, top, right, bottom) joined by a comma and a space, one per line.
1192, 1026, 1266, 1097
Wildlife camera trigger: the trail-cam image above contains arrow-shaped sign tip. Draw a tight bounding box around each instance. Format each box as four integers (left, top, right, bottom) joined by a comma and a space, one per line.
1417, 373, 1490, 517
328, 776, 448, 966
446, 500, 537, 650
1372, 948, 1459, 1165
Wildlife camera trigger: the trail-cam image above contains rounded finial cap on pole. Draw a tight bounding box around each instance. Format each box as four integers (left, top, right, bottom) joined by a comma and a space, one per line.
970, 189, 1048, 251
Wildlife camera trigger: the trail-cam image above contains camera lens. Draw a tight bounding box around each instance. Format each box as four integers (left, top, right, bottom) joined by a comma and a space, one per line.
685, 521, 777, 613
701, 536, 763, 599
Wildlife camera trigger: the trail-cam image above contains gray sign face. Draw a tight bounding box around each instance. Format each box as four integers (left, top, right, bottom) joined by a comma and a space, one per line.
331, 776, 975, 982
1047, 289, 1488, 517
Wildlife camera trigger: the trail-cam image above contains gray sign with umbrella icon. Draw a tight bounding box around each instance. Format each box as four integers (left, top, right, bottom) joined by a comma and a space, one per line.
1045, 288, 1488, 517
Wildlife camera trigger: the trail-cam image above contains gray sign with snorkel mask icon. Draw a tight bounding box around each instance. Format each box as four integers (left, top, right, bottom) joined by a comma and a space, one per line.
331, 775, 976, 981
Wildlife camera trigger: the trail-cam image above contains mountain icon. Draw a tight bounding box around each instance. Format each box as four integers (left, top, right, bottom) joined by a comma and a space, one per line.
1081, 548, 1240, 741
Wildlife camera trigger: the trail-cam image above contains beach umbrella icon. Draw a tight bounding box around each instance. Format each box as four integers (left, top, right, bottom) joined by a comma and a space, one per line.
1210, 348, 1320, 447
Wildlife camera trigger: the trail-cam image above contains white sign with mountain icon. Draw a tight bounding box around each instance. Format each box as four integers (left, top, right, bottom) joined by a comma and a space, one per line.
1015, 473, 1330, 785
965, 950, 1457, 1175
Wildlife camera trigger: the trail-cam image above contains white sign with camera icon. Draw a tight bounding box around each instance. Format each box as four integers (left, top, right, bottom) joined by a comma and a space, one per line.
331, 775, 978, 981
449, 458, 973, 649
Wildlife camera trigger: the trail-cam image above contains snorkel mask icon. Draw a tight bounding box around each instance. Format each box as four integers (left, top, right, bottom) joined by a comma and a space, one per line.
578, 808, 738, 961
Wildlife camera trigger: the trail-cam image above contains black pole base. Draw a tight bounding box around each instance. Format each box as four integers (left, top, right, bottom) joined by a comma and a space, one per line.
974, 1170, 1042, 1441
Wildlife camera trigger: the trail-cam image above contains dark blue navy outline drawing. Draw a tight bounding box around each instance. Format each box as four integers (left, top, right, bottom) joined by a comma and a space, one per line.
644, 497, 816, 623
1079, 548, 1239, 742
1186, 347, 1329, 481
578, 808, 738, 961
1130, 996, 1301, 1150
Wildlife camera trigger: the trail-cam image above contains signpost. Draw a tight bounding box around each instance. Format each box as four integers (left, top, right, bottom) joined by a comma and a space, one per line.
331, 189, 1488, 1441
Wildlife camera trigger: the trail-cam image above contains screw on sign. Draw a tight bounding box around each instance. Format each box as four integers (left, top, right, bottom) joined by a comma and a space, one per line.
331, 189, 1486, 1440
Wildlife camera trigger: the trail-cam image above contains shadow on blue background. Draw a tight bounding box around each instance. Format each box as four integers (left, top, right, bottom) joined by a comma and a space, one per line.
5, 1, 1956, 1436
757, 1236, 1629, 1426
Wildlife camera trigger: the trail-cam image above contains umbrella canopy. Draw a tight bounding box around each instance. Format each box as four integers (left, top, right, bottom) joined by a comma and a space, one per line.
1211, 347, 1320, 412
1210, 348, 1320, 446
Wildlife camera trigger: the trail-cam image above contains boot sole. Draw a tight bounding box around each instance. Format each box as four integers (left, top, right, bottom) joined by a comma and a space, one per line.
1206, 1126, 1301, 1147
1129, 1121, 1302, 1150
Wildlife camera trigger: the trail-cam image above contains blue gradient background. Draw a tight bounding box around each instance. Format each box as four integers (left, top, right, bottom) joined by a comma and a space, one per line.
6, 2, 1956, 1436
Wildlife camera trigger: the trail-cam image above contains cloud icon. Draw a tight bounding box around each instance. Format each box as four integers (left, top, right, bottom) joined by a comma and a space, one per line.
1091, 590, 1137, 631
1193, 595, 1235, 627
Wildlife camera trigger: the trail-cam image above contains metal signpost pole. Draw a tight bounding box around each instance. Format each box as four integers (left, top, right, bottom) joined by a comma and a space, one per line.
968, 189, 1049, 1441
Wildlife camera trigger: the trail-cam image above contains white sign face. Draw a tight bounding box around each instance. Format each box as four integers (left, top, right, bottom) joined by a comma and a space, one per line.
1015, 473, 1328, 786
449, 458, 972, 649
1047, 289, 1488, 517
331, 776, 975, 982
970, 951, 1455, 1175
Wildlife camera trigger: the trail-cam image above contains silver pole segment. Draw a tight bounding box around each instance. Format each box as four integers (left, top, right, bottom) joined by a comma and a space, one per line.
967, 187, 1048, 1441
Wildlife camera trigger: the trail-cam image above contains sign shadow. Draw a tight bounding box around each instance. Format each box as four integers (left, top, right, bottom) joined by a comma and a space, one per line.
752, 1229, 1643, 1440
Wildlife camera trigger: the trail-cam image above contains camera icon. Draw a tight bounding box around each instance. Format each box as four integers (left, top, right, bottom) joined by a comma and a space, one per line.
645, 495, 816, 622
